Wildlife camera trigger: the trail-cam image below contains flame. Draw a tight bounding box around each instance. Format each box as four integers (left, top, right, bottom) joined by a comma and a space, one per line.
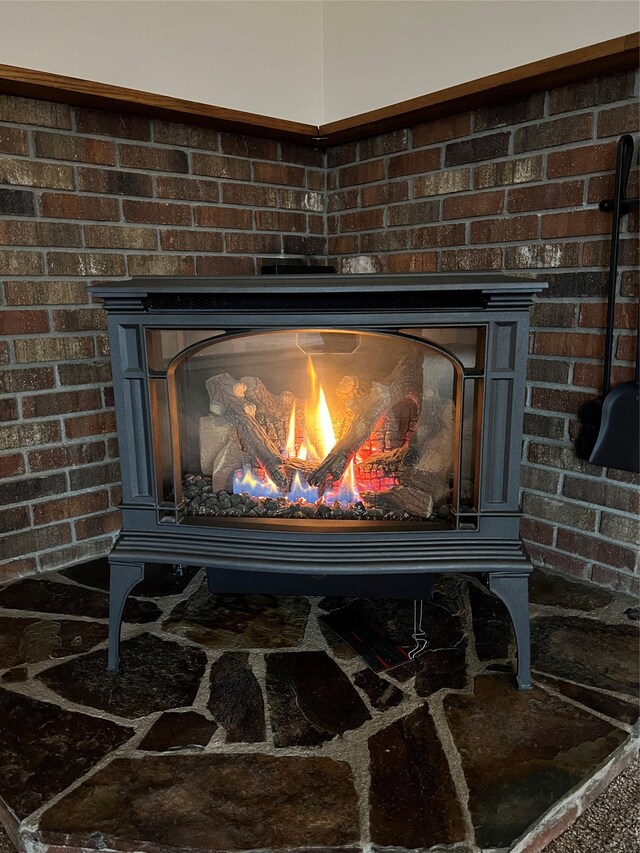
234, 465, 279, 498
285, 403, 297, 458
325, 458, 361, 505
288, 470, 319, 503
305, 357, 337, 460
306, 359, 360, 504
316, 385, 337, 458
233, 357, 360, 506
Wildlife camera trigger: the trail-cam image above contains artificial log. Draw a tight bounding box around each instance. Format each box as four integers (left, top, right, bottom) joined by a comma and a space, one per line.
242, 377, 296, 450
399, 407, 454, 504
205, 373, 289, 490
357, 445, 408, 477
392, 486, 434, 517
334, 374, 363, 439
308, 353, 423, 489
362, 486, 433, 518
283, 456, 316, 483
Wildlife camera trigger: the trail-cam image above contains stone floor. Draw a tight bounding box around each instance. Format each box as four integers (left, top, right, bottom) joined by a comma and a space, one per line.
0, 561, 637, 853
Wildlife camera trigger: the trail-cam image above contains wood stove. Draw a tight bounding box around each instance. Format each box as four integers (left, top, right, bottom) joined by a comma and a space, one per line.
94, 273, 546, 690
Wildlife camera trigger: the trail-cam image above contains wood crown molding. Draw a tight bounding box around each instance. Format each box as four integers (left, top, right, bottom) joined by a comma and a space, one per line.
0, 32, 637, 147
319, 32, 640, 144
0, 64, 319, 144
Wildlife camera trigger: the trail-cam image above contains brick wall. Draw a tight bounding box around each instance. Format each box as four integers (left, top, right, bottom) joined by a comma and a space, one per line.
326, 70, 639, 595
1, 69, 639, 594
0, 96, 325, 579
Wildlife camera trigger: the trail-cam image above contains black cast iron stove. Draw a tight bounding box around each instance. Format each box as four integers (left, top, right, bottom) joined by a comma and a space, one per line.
93, 273, 546, 690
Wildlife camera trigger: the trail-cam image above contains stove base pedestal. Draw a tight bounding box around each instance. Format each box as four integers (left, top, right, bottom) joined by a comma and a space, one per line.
487, 572, 532, 691
106, 554, 532, 692
107, 560, 145, 671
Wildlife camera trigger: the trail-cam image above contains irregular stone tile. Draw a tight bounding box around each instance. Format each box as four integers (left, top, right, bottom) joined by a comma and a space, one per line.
0, 687, 132, 818
208, 652, 265, 743
486, 662, 513, 672
139, 711, 217, 751
61, 560, 200, 597
0, 616, 107, 669
413, 642, 468, 696
38, 754, 360, 850
532, 615, 639, 696
444, 674, 628, 849
353, 669, 405, 711
37, 633, 207, 719
163, 581, 309, 649
432, 573, 467, 613
320, 621, 358, 660
529, 568, 613, 611
267, 651, 370, 747
368, 705, 466, 848
468, 581, 512, 660
1, 666, 27, 683
534, 672, 640, 726
0, 579, 160, 623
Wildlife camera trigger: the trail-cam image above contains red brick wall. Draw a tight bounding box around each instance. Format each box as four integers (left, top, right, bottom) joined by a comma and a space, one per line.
326, 70, 639, 595
0, 96, 325, 579
1, 70, 639, 594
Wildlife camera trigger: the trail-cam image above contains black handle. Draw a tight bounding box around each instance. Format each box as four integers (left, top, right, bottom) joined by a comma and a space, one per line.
635, 293, 640, 384
602, 134, 636, 397
599, 196, 639, 213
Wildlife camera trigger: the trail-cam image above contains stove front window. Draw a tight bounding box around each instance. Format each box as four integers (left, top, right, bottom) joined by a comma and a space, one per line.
147, 327, 485, 527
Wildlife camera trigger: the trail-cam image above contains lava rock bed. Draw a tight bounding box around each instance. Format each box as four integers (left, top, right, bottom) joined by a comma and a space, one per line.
181, 474, 446, 522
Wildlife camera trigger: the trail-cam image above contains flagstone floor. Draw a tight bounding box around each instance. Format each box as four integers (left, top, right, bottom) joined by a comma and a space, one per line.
0, 560, 637, 853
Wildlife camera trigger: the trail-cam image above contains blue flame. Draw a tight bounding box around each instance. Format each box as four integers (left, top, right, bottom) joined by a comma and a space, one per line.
324, 461, 361, 506
288, 470, 319, 503
233, 466, 280, 499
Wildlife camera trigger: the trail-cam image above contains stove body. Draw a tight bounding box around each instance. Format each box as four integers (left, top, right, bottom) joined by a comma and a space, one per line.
94, 273, 546, 689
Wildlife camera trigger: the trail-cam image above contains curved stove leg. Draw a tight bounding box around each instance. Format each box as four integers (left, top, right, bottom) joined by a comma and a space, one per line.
487, 572, 532, 691
108, 560, 145, 672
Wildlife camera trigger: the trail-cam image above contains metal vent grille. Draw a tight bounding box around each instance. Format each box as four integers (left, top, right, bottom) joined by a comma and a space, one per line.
143, 290, 486, 313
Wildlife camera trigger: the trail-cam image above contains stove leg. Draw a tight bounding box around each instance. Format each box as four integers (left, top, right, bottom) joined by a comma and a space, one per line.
487, 573, 532, 691
108, 560, 145, 672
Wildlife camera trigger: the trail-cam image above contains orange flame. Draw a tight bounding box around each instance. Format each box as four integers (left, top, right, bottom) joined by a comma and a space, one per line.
285, 403, 297, 458
235, 357, 360, 505
316, 384, 336, 458
305, 357, 337, 460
